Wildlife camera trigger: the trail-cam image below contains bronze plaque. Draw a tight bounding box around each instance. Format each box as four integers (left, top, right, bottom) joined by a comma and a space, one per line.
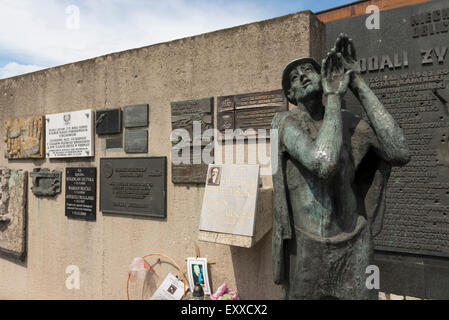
218, 90, 288, 137
171, 97, 214, 184
4, 116, 45, 159
100, 157, 166, 218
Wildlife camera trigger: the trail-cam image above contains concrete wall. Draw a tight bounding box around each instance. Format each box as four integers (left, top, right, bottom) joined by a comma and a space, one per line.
0, 11, 324, 300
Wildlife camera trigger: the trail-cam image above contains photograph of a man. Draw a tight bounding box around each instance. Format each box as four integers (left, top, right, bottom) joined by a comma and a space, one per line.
207, 166, 221, 186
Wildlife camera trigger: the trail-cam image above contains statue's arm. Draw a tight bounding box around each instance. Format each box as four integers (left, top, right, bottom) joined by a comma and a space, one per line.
350, 74, 411, 165
281, 94, 343, 179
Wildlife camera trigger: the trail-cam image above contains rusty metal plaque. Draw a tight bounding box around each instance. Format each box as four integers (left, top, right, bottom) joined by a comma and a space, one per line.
171, 97, 214, 184
100, 157, 166, 218
217, 90, 288, 137
4, 116, 45, 159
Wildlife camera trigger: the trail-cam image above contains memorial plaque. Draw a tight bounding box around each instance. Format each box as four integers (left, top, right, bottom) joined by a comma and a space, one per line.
124, 104, 149, 128
125, 129, 148, 153
4, 116, 45, 159
0, 169, 27, 261
217, 90, 288, 137
66, 167, 96, 221
326, 0, 449, 298
96, 109, 121, 135
30, 168, 62, 197
100, 157, 167, 218
46, 109, 94, 158
105, 135, 123, 150
171, 97, 214, 184
199, 164, 259, 237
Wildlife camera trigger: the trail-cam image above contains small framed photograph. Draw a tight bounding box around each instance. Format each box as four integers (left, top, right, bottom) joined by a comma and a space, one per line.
187, 257, 211, 295
207, 166, 221, 186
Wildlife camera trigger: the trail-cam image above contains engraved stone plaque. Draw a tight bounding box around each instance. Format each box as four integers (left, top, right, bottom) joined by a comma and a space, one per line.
217, 90, 288, 137
199, 164, 260, 237
96, 109, 121, 135
0, 169, 27, 261
66, 167, 96, 221
4, 116, 45, 159
30, 168, 62, 197
326, 0, 449, 298
100, 157, 167, 218
124, 104, 149, 128
171, 97, 214, 184
125, 129, 148, 153
46, 109, 94, 158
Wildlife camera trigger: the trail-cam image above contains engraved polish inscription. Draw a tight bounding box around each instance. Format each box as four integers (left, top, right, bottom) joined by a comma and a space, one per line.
66, 167, 96, 221
218, 90, 288, 137
326, 0, 449, 259
100, 158, 166, 218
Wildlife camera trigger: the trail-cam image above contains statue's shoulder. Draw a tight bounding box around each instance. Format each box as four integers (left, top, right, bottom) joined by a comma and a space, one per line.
272, 109, 306, 129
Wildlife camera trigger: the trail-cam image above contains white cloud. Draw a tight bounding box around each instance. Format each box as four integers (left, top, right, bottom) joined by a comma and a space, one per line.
0, 0, 270, 68
0, 62, 44, 79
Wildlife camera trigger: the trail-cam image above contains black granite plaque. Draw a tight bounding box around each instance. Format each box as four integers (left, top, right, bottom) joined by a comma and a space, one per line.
326, 0, 449, 298
100, 157, 167, 218
66, 168, 96, 221
124, 104, 149, 128
96, 109, 121, 135
217, 90, 288, 138
171, 97, 214, 184
125, 129, 148, 153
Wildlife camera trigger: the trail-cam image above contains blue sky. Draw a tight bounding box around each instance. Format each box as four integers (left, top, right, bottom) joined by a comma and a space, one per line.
0, 0, 352, 78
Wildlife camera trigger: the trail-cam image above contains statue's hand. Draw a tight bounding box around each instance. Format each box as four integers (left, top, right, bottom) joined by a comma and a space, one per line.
334, 33, 360, 74
321, 50, 353, 97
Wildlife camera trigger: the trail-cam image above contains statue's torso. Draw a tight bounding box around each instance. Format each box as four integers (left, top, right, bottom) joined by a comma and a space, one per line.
284, 109, 374, 238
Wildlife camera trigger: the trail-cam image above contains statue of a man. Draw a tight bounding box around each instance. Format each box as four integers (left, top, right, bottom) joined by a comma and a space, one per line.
271, 34, 410, 300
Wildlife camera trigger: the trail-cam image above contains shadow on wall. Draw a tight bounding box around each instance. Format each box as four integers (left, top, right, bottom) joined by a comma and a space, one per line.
230, 231, 282, 300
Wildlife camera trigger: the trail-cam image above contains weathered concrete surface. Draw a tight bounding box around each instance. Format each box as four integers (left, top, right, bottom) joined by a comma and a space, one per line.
0, 11, 324, 299
0, 169, 27, 261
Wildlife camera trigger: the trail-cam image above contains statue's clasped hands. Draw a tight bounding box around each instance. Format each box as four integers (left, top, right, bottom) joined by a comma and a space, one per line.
321, 33, 360, 97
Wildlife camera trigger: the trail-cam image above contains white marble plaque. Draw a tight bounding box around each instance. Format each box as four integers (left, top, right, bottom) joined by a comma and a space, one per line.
199, 164, 259, 237
46, 109, 94, 158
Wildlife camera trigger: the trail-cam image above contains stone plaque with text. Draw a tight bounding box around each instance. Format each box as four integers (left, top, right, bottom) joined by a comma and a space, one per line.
199, 164, 259, 237
217, 90, 288, 138
46, 109, 94, 158
171, 97, 214, 184
326, 0, 449, 298
100, 157, 166, 218
66, 167, 97, 221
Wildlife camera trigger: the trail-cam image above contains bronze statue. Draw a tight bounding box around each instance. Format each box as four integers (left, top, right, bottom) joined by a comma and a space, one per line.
271, 34, 410, 300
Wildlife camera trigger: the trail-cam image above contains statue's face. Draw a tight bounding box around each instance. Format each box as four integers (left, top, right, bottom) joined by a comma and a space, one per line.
288, 63, 322, 104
